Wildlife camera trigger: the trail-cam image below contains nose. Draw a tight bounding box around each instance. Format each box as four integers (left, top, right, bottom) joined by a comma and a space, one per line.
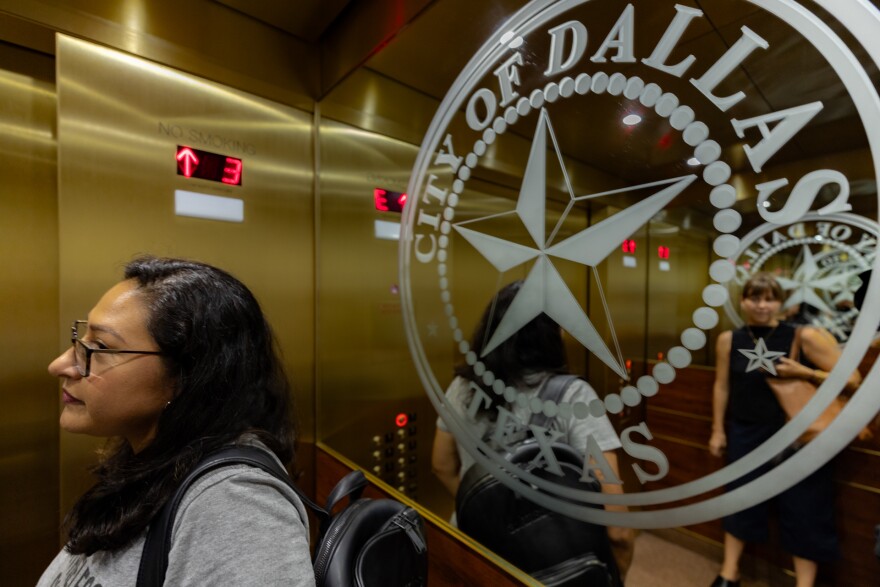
49, 346, 80, 378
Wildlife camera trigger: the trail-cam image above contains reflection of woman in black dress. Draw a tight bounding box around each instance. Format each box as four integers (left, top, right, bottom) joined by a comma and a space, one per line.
708, 273, 861, 587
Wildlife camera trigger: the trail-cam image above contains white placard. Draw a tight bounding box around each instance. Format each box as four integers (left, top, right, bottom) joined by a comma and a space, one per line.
174, 189, 243, 222
375, 219, 401, 240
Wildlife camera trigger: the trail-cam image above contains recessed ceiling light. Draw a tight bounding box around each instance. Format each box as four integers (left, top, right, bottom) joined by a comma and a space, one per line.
622, 114, 641, 126
687, 157, 700, 166
761, 201, 771, 208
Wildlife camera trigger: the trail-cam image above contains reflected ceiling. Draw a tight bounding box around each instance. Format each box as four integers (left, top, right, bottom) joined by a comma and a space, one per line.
365, 0, 878, 177
224, 0, 879, 221
214, 0, 352, 43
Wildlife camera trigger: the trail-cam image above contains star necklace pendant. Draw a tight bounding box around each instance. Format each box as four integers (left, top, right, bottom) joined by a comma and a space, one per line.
738, 328, 787, 375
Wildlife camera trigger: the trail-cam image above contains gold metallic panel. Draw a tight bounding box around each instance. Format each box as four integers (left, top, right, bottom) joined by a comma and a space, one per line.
0, 0, 318, 108
314, 112, 596, 523
318, 0, 434, 97
646, 222, 714, 367
56, 34, 315, 515
0, 46, 59, 586
316, 116, 486, 517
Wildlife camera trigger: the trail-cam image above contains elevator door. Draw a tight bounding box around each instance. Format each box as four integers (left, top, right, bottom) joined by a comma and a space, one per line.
0, 42, 59, 587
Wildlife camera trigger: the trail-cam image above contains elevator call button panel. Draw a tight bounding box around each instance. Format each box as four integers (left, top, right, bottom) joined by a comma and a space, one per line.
371, 411, 419, 498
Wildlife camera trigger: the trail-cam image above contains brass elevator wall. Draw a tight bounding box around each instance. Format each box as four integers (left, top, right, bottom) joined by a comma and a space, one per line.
0, 0, 319, 109
1, 1, 876, 585
0, 43, 59, 586
55, 34, 316, 518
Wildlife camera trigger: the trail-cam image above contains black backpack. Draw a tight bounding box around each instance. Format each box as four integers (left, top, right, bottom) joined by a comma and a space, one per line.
137, 446, 428, 587
455, 375, 622, 587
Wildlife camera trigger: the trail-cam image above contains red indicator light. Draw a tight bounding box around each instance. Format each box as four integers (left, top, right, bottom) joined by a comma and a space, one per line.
222, 157, 243, 185
395, 413, 409, 428
625, 359, 632, 372
657, 132, 673, 149
622, 239, 636, 254
176, 147, 199, 177
176, 145, 242, 186
374, 187, 407, 213
374, 188, 390, 211
657, 246, 670, 259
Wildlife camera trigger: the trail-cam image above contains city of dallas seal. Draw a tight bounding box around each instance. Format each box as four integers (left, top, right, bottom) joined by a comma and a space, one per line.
401, 0, 880, 527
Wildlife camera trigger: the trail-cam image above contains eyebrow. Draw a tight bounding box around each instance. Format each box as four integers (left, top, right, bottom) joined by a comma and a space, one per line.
87, 323, 128, 345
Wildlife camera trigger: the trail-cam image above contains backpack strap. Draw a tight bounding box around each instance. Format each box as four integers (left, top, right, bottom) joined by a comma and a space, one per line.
529, 374, 580, 429
136, 445, 327, 587
325, 470, 367, 511
320, 470, 368, 536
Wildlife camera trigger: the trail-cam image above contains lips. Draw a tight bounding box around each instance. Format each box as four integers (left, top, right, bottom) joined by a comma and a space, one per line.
62, 390, 84, 405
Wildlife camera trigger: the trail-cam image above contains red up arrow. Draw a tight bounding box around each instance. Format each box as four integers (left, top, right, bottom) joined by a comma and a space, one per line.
176, 147, 199, 177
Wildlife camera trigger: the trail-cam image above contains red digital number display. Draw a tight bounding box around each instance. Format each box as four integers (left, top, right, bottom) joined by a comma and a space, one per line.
622, 239, 636, 254
374, 188, 407, 213
176, 146, 243, 186
657, 246, 670, 259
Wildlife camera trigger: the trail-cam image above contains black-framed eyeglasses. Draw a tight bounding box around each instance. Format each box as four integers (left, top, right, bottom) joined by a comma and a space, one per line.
70, 320, 164, 377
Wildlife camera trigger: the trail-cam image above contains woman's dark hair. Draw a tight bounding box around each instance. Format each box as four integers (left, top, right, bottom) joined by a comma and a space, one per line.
64, 255, 296, 555
742, 272, 784, 301
456, 281, 568, 418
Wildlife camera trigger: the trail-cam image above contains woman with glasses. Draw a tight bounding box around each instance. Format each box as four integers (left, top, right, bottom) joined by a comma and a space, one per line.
39, 256, 315, 586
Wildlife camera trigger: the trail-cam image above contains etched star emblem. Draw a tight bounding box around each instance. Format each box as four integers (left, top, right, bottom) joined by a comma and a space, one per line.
777, 245, 863, 314
738, 338, 786, 375
453, 108, 696, 380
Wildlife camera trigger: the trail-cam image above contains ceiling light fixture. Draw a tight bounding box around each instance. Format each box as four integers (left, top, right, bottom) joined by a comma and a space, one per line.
687, 157, 700, 166
622, 114, 641, 126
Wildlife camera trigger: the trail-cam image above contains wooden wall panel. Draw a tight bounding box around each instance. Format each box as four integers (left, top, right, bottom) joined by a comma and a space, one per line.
646, 364, 715, 415
648, 408, 713, 448
832, 484, 880, 586
635, 359, 880, 586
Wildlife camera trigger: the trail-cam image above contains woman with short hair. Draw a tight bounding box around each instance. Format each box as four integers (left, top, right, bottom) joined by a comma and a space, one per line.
709, 272, 860, 587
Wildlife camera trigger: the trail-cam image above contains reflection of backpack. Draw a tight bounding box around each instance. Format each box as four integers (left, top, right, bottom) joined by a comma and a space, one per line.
455, 375, 621, 587
138, 446, 428, 587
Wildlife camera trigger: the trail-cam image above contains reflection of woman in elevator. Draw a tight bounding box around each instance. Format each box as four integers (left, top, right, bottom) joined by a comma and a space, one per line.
708, 273, 861, 587
39, 256, 314, 586
431, 280, 635, 576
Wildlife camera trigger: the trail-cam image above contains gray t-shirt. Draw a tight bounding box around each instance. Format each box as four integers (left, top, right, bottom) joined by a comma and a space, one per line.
37, 452, 315, 587
437, 373, 622, 478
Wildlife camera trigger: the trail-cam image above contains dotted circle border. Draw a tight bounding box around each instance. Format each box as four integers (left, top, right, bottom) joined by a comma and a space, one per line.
436, 70, 738, 418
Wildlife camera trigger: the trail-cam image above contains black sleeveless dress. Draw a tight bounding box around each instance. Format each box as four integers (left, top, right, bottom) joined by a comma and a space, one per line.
727, 323, 793, 426
723, 322, 839, 561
